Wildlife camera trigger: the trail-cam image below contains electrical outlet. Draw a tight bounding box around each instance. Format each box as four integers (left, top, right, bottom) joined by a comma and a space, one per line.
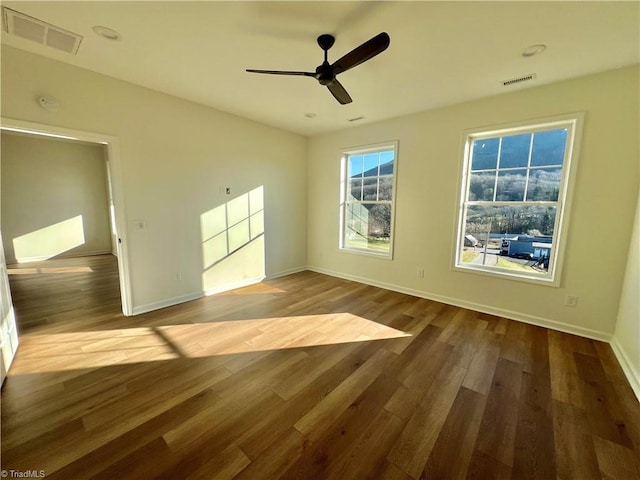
565, 295, 579, 307
417, 268, 425, 279
133, 220, 146, 230
175, 272, 182, 281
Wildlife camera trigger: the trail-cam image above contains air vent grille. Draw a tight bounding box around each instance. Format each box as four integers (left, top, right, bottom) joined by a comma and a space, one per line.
502, 73, 536, 87
2, 7, 82, 55
11, 13, 45, 43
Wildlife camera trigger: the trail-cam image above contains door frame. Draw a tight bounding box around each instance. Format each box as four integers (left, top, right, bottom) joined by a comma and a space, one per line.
1, 117, 133, 316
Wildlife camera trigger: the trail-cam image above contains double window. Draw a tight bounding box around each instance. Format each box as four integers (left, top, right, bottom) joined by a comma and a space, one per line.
455, 114, 582, 285
340, 142, 398, 258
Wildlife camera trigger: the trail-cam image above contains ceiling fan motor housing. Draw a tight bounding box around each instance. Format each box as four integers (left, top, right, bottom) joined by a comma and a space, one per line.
315, 64, 335, 85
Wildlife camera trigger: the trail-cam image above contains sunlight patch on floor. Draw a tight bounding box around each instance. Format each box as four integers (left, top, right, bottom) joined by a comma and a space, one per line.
8, 313, 410, 375
213, 282, 287, 295
7, 266, 94, 275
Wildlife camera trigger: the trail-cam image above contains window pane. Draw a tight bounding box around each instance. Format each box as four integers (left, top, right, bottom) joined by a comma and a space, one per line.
465, 205, 557, 236
378, 175, 393, 201
471, 138, 499, 170
348, 178, 362, 201
500, 133, 531, 168
496, 169, 527, 201
368, 203, 391, 237
526, 168, 562, 201
380, 151, 394, 174
469, 171, 495, 201
363, 153, 379, 176
344, 202, 391, 254
531, 129, 567, 166
345, 202, 368, 245
362, 177, 378, 201
348, 155, 364, 177
461, 205, 557, 273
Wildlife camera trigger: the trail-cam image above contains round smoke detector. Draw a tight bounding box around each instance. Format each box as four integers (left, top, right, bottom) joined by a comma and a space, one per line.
93, 25, 122, 41
522, 44, 547, 57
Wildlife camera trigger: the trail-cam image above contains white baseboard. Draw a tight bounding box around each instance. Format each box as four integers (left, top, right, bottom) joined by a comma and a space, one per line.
266, 266, 307, 280
306, 265, 612, 342
10, 249, 113, 264
131, 266, 306, 315
610, 337, 640, 401
202, 275, 266, 296
132, 278, 266, 315
132, 291, 203, 316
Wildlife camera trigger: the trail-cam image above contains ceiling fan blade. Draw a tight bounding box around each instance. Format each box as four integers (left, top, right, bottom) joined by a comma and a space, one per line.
246, 69, 315, 77
327, 80, 353, 105
331, 32, 390, 76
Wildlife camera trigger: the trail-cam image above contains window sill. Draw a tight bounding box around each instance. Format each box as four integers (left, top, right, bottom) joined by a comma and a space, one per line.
339, 247, 393, 260
453, 263, 559, 287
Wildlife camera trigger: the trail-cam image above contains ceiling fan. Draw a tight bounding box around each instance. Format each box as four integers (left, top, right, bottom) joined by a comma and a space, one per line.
246, 32, 390, 105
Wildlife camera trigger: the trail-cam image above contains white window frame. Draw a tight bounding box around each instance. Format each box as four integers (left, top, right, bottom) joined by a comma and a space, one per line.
454, 113, 584, 286
339, 141, 399, 259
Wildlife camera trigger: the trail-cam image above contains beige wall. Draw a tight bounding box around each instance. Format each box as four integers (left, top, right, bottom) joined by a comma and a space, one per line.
1, 132, 112, 263
613, 193, 640, 397
1, 45, 307, 312
308, 66, 639, 340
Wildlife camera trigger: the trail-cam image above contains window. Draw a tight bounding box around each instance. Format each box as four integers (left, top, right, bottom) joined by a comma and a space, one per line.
340, 142, 398, 258
455, 114, 582, 285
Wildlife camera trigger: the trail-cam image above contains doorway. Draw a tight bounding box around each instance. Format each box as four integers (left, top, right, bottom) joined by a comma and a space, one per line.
0, 118, 132, 314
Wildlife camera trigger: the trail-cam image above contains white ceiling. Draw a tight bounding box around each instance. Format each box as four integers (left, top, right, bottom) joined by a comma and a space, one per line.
2, 1, 639, 136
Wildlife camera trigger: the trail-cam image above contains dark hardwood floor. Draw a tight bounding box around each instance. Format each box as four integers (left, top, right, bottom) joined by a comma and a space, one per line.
2, 254, 640, 479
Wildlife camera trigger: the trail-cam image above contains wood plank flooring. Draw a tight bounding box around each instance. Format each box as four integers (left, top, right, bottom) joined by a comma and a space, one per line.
2, 254, 640, 479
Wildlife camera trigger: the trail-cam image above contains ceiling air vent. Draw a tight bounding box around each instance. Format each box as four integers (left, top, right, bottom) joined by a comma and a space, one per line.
502, 73, 536, 87
2, 7, 83, 55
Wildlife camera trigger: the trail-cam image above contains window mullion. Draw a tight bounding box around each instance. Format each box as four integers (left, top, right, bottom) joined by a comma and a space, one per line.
347, 200, 392, 206
376, 153, 381, 201
523, 132, 535, 201
492, 138, 502, 202
467, 200, 559, 207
